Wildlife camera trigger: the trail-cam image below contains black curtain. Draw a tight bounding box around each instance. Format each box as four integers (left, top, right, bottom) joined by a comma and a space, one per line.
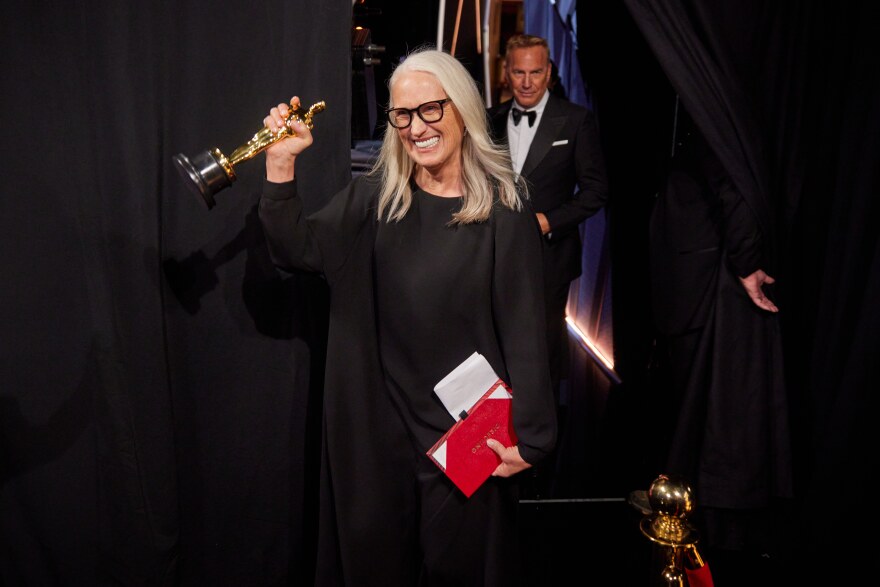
582, 0, 879, 576
5, 0, 880, 582
1, 1, 351, 584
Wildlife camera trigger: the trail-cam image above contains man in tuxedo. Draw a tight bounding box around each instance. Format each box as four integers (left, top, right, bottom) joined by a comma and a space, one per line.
488, 34, 608, 497
488, 34, 608, 403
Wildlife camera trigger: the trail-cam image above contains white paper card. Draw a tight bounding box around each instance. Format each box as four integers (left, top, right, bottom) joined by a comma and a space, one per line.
434, 352, 501, 421
433, 441, 448, 469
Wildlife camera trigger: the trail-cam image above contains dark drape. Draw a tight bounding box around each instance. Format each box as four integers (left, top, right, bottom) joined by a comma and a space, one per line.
5, 0, 879, 582
782, 0, 880, 573
614, 0, 879, 575
621, 0, 775, 263
623, 0, 794, 542
1, 1, 351, 584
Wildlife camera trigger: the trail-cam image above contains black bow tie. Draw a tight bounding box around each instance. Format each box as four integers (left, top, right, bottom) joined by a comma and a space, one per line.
512, 108, 536, 127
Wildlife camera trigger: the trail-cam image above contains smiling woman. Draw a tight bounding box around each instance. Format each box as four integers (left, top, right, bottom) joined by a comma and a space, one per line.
256, 47, 557, 585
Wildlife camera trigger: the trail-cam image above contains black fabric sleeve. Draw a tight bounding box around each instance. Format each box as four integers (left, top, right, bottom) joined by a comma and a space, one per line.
259, 178, 323, 273
491, 204, 558, 465
258, 175, 378, 283
702, 144, 763, 277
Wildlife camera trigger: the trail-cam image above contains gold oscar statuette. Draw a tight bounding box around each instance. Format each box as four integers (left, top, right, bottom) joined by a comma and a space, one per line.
173, 99, 326, 209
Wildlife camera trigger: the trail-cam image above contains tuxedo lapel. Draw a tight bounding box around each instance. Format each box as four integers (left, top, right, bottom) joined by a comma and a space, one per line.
521, 97, 565, 178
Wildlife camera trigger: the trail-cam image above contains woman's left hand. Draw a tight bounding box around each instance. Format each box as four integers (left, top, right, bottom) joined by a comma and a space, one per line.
487, 439, 532, 478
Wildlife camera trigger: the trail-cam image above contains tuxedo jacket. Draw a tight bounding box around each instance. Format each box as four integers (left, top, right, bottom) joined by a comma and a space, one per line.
488, 95, 608, 287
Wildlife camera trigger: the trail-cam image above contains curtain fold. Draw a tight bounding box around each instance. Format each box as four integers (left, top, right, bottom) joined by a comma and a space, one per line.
621, 0, 880, 575
0, 1, 351, 584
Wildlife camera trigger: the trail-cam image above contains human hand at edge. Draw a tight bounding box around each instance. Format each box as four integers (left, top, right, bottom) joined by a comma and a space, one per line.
535, 212, 551, 235
264, 96, 314, 183
487, 439, 532, 478
739, 269, 780, 312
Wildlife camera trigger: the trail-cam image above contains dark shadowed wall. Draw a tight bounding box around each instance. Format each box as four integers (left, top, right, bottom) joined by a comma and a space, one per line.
1, 1, 351, 584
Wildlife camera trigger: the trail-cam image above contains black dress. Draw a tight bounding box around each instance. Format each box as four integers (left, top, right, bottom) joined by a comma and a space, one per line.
260, 174, 556, 586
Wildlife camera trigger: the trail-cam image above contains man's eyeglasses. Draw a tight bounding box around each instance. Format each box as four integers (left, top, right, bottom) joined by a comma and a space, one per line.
385, 99, 452, 129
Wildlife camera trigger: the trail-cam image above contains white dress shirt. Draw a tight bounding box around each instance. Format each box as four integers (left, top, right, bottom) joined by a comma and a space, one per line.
507, 91, 550, 175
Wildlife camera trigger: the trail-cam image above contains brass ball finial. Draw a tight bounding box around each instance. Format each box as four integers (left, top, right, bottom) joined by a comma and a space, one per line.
639, 474, 699, 546
647, 474, 695, 519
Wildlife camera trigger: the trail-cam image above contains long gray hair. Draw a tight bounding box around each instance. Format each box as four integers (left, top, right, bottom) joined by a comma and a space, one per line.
370, 48, 524, 224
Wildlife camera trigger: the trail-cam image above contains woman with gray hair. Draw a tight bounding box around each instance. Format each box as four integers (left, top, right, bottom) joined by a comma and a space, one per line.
259, 47, 556, 586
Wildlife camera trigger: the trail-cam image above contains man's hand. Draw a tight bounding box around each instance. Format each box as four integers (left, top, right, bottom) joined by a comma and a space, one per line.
535, 212, 551, 235
739, 269, 779, 312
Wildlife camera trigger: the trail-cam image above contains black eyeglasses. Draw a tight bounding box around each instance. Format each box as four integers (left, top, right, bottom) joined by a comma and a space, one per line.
385, 99, 452, 129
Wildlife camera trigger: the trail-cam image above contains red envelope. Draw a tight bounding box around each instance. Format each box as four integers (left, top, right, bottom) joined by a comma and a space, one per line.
426, 381, 517, 498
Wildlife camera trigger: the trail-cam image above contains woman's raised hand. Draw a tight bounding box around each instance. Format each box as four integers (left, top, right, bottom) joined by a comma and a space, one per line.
264, 96, 314, 182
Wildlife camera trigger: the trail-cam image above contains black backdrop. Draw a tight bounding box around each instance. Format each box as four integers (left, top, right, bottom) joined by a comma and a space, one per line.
2, 0, 880, 584
579, 0, 880, 577
1, 1, 350, 584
